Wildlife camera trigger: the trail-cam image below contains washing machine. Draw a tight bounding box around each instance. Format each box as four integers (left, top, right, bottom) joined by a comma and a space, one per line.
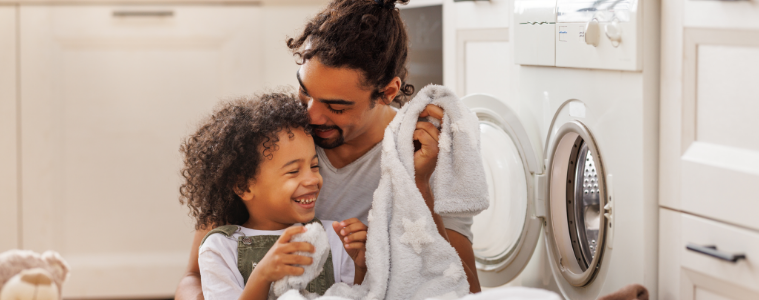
464, 0, 659, 298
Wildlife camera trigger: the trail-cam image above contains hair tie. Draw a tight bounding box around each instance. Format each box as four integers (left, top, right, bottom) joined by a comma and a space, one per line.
374, 0, 395, 10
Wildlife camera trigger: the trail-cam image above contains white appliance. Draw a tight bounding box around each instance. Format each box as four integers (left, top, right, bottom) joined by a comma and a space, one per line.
464, 0, 659, 298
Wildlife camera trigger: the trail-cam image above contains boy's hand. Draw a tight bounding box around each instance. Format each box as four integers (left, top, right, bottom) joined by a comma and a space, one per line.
251, 226, 315, 283
333, 218, 367, 270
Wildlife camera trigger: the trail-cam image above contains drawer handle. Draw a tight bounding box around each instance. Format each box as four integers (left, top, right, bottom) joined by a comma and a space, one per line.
113, 11, 174, 17
686, 243, 746, 263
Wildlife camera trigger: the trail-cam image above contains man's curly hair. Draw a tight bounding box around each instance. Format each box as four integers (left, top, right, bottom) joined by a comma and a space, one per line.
179, 93, 310, 230
287, 0, 414, 106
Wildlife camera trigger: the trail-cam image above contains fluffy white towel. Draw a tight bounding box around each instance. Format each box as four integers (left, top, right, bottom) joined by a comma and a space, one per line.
396, 85, 489, 216
272, 222, 331, 300
425, 286, 562, 300
277, 85, 489, 300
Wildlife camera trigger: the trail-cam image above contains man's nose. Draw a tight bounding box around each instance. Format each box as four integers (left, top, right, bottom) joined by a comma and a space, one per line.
307, 101, 328, 125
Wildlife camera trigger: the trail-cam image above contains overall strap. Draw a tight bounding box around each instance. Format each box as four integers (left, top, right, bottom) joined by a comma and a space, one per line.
199, 225, 240, 247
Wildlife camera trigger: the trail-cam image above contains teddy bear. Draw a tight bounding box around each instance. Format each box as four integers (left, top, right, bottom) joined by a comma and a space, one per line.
0, 250, 69, 300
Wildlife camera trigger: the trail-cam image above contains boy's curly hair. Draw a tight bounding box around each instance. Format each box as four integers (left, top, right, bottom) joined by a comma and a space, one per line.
179, 92, 310, 230
287, 0, 413, 106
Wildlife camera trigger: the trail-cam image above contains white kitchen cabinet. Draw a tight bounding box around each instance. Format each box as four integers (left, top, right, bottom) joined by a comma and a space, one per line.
659, 0, 759, 298
0, 6, 18, 252
19, 5, 263, 298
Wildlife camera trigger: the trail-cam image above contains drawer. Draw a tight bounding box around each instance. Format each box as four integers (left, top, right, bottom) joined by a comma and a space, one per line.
684, 0, 759, 29
680, 214, 759, 298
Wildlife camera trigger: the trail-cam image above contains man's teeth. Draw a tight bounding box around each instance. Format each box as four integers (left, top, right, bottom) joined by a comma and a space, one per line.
295, 198, 316, 204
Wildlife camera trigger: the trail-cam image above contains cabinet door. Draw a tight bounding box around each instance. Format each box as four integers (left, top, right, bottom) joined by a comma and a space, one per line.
0, 6, 18, 252
442, 0, 512, 103
660, 0, 759, 231
19, 5, 261, 298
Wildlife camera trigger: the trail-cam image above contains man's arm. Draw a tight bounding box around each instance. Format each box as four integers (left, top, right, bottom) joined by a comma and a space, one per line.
175, 228, 210, 300
446, 229, 481, 294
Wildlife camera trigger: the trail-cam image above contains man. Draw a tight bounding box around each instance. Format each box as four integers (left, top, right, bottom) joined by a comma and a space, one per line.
174, 1, 480, 298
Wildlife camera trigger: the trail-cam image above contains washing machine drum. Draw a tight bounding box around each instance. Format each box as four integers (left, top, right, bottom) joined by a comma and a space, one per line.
565, 137, 603, 271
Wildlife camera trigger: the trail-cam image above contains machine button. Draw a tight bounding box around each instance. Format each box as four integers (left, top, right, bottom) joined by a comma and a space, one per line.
605, 20, 622, 47
584, 19, 600, 47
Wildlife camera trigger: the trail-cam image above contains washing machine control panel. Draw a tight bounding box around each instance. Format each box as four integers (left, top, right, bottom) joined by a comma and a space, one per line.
515, 0, 641, 71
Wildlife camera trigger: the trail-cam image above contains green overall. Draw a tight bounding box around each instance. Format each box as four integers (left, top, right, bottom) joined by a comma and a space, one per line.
200, 219, 335, 295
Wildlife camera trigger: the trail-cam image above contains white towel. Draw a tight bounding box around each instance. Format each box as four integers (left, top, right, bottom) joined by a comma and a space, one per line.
425, 286, 562, 300
277, 85, 489, 300
272, 222, 331, 300
396, 85, 489, 216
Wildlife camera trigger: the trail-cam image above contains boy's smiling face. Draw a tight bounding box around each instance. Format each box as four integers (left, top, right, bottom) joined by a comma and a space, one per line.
238, 127, 322, 230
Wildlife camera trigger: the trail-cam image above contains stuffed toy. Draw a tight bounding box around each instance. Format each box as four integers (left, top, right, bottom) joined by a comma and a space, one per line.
0, 250, 69, 300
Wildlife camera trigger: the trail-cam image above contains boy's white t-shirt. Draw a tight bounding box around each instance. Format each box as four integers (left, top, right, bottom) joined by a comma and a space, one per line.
198, 220, 355, 300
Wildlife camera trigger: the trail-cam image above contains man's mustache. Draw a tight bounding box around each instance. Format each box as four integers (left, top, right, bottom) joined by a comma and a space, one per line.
311, 125, 341, 132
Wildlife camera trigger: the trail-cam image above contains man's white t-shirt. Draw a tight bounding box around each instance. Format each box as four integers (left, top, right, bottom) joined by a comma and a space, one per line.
198, 220, 354, 300
315, 143, 474, 242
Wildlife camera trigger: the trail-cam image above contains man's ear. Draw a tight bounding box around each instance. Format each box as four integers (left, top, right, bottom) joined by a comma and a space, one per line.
233, 180, 255, 202
379, 77, 402, 105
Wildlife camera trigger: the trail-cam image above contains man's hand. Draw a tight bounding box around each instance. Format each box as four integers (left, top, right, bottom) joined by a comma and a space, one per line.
414, 104, 444, 183
175, 229, 209, 300
333, 218, 368, 284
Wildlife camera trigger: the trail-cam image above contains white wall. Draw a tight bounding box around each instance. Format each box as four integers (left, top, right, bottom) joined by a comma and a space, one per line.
261, 4, 327, 90
0, 6, 18, 252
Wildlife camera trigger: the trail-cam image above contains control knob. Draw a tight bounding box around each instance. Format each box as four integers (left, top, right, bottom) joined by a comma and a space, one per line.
605, 20, 622, 47
584, 19, 600, 47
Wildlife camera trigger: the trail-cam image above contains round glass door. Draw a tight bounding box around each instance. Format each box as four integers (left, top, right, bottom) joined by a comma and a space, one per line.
472, 121, 528, 268
545, 121, 608, 287
462, 94, 543, 288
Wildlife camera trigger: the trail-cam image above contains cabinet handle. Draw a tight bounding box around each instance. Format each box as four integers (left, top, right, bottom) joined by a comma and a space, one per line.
113, 11, 174, 17
686, 243, 746, 263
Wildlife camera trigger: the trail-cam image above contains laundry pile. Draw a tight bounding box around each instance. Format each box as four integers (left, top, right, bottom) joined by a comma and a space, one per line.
272, 85, 490, 300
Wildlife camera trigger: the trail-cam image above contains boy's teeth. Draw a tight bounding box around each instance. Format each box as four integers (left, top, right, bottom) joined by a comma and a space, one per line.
295, 198, 315, 204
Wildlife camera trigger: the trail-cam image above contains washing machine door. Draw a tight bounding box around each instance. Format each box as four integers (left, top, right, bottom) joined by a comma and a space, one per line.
541, 102, 611, 293
461, 94, 544, 287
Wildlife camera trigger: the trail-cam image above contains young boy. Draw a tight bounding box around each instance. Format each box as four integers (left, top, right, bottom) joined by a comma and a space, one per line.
179, 93, 368, 300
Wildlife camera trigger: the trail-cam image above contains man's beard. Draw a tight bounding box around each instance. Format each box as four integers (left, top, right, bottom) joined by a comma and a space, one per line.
312, 125, 345, 149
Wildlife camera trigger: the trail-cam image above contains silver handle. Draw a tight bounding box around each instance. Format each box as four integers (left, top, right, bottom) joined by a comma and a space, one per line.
686, 243, 746, 263
113, 10, 174, 17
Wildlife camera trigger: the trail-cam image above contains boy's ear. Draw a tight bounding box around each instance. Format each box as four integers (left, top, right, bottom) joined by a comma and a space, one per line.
233, 180, 255, 201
